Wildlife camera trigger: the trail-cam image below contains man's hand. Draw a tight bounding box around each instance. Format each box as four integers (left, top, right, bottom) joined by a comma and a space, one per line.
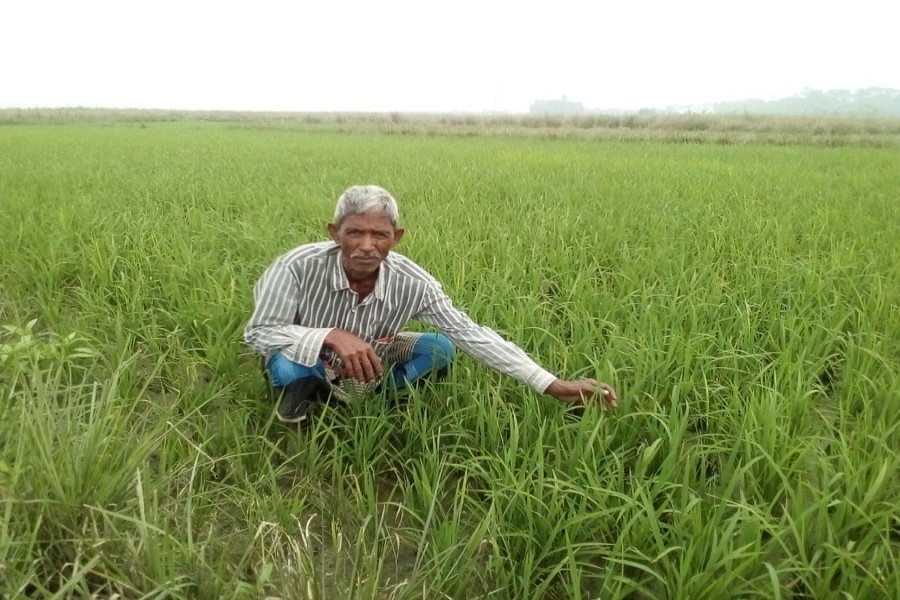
544, 379, 619, 409
323, 329, 383, 384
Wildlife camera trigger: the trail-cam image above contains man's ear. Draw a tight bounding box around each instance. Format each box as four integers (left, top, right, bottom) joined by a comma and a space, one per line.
393, 228, 405, 244
327, 223, 339, 242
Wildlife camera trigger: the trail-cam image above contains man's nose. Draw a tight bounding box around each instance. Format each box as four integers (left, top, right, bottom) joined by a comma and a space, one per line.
359, 234, 376, 251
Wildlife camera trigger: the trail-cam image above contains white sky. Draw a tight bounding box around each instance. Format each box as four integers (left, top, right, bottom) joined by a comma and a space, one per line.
2, 0, 897, 113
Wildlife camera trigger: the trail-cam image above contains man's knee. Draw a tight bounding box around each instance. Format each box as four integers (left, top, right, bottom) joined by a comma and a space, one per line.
415, 333, 456, 368
435, 334, 456, 366
266, 352, 325, 388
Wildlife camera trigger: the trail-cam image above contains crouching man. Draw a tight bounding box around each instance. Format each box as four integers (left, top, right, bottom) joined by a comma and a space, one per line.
244, 185, 617, 422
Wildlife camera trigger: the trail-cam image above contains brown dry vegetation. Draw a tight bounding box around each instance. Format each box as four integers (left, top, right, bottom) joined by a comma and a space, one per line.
3, 107, 900, 147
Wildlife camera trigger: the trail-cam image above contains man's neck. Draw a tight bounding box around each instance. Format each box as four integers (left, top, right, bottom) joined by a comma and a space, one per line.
345, 269, 378, 300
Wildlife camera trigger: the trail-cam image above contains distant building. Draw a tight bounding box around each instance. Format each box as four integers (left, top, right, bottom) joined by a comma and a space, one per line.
530, 95, 586, 115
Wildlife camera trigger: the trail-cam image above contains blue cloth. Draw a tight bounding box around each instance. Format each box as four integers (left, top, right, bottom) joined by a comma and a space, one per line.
267, 333, 455, 390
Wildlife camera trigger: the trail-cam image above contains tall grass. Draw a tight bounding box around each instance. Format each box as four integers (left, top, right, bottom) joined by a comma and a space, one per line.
1, 123, 898, 598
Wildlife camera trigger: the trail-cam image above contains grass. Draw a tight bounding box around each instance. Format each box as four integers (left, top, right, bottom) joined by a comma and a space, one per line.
0, 121, 898, 598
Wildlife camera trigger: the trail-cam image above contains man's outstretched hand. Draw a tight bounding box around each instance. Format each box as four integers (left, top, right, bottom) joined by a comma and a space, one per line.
323, 329, 383, 384
545, 379, 619, 409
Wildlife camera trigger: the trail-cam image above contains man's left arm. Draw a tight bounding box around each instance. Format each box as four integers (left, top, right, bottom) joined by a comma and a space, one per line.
416, 289, 617, 407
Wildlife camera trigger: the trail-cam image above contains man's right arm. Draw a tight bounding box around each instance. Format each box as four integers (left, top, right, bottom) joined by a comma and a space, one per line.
243, 259, 334, 366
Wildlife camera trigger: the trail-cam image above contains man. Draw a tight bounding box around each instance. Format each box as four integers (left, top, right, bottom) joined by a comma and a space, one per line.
245, 185, 618, 422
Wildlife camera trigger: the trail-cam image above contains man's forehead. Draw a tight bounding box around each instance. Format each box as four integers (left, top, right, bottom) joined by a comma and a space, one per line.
338, 213, 396, 231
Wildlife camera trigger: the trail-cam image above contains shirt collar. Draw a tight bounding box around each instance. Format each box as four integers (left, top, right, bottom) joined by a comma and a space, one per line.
373, 260, 389, 300
329, 246, 349, 291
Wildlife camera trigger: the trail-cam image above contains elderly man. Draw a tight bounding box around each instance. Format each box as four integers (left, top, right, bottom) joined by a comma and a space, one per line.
245, 185, 618, 423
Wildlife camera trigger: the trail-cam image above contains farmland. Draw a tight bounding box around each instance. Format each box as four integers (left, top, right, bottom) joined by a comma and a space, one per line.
1, 116, 899, 598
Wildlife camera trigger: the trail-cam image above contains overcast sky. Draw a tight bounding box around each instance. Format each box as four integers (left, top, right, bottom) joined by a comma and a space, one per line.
2, 0, 897, 113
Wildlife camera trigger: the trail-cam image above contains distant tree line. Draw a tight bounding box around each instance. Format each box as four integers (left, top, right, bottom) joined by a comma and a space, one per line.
532, 88, 900, 117
708, 88, 900, 117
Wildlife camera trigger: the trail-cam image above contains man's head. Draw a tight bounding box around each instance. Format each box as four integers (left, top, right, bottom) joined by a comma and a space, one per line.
328, 185, 405, 282
333, 185, 400, 228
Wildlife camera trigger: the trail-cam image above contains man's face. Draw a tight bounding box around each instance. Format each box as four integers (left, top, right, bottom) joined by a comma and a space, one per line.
327, 213, 404, 280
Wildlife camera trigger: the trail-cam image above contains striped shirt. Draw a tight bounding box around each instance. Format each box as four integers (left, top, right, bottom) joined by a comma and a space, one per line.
244, 241, 557, 393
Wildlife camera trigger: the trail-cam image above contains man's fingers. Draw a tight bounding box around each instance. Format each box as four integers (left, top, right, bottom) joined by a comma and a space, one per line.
343, 356, 361, 382
357, 361, 373, 383
366, 349, 383, 379
600, 384, 619, 407
327, 330, 384, 383
341, 356, 364, 383
355, 350, 381, 383
340, 351, 383, 384
547, 378, 618, 409
359, 355, 379, 383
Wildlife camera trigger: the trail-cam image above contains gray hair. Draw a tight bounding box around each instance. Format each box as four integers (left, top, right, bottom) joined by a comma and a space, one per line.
334, 185, 400, 227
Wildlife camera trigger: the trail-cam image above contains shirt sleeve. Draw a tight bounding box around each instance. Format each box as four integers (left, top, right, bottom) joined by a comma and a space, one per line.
415, 284, 557, 394
243, 258, 333, 366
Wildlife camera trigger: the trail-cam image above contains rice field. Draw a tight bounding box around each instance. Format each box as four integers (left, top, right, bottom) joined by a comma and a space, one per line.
1, 120, 898, 599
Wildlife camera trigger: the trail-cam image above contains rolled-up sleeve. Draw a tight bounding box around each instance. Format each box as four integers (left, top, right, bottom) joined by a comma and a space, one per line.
243, 259, 332, 366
